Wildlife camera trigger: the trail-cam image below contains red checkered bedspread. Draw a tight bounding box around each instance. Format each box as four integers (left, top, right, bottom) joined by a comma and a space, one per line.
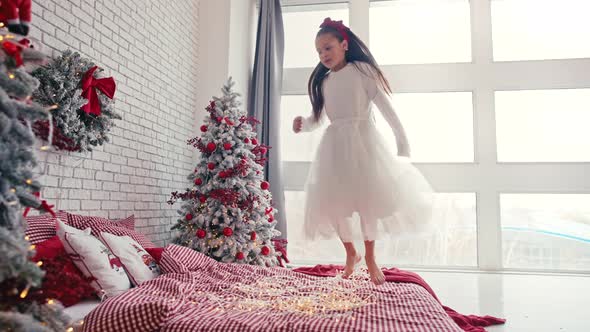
83, 245, 462, 332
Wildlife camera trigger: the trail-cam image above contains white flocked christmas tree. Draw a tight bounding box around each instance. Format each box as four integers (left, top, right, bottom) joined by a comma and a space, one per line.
169, 78, 282, 266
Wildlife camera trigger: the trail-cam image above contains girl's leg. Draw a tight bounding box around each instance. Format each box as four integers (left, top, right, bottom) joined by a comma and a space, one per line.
360, 217, 385, 285
342, 241, 361, 278
364, 240, 385, 285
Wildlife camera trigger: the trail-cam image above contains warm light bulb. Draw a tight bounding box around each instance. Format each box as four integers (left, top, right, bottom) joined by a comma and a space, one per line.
36, 261, 43, 267
24, 235, 30, 241
47, 299, 54, 305
8, 73, 15, 79
25, 179, 33, 185
40, 146, 50, 151
10, 188, 16, 193
19, 286, 29, 299
29, 245, 36, 251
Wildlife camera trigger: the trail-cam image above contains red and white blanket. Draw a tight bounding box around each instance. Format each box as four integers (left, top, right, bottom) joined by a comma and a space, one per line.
83, 245, 503, 332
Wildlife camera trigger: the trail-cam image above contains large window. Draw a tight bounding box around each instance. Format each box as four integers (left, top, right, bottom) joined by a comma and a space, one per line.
280, 0, 590, 273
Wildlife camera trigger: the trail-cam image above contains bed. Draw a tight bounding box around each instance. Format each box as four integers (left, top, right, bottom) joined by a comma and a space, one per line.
79, 245, 503, 332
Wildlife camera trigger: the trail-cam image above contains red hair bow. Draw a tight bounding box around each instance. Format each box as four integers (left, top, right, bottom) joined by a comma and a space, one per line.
319, 17, 349, 42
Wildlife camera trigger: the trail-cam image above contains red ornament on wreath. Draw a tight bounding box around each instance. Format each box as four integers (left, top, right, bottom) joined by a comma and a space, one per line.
194, 178, 202, 185
185, 214, 193, 221
236, 252, 245, 260
260, 181, 270, 190
200, 125, 208, 132
250, 232, 257, 241
219, 171, 226, 178
223, 227, 233, 237
199, 195, 207, 203
206, 142, 216, 152
223, 142, 232, 150
196, 229, 206, 238
268, 215, 274, 223
261, 246, 270, 256
207, 163, 215, 170
251, 138, 258, 145
244, 138, 250, 144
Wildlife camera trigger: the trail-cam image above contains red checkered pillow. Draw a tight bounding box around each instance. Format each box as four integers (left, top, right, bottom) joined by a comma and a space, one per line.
68, 214, 155, 249
25, 211, 69, 244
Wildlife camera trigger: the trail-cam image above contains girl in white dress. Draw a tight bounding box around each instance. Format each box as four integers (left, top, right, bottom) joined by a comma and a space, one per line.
293, 18, 434, 285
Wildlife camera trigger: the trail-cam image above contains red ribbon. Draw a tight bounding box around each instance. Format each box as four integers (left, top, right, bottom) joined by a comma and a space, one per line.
81, 66, 116, 116
2, 41, 23, 67
23, 192, 56, 218
319, 17, 349, 43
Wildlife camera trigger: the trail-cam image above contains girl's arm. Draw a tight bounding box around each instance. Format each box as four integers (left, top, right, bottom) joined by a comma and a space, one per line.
300, 110, 327, 132
359, 62, 410, 157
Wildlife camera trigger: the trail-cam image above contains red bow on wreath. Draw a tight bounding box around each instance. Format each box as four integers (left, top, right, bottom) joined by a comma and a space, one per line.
81, 66, 116, 116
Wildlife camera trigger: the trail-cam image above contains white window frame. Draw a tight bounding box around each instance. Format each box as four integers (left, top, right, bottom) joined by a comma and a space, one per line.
280, 0, 590, 272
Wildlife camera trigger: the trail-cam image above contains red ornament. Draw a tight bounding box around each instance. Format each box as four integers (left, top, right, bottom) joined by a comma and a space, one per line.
217, 116, 223, 122
265, 207, 273, 215
223, 142, 232, 150
207, 163, 215, 170
200, 125, 208, 132
206, 142, 216, 152
224, 117, 234, 126
185, 214, 193, 221
240, 158, 247, 165
260, 181, 270, 190
236, 252, 245, 260
261, 246, 270, 256
223, 227, 233, 237
196, 229, 206, 238
250, 232, 256, 241
199, 195, 207, 203
260, 147, 268, 154
194, 178, 202, 185
219, 171, 227, 178
244, 138, 250, 144
268, 215, 274, 223
251, 138, 258, 145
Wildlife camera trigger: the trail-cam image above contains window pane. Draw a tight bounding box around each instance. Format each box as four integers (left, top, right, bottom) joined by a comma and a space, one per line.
492, 0, 590, 61
501, 194, 590, 271
283, 3, 349, 68
496, 89, 590, 162
376, 92, 474, 162
280, 95, 328, 162
369, 0, 471, 65
286, 191, 477, 267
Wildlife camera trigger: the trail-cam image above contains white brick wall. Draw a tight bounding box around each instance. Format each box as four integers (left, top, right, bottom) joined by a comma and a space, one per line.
30, 0, 200, 246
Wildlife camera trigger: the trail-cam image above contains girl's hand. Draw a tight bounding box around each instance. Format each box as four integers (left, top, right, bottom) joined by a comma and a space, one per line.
293, 116, 303, 133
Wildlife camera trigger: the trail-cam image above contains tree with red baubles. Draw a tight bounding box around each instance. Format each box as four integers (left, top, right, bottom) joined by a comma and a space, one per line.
169, 79, 281, 266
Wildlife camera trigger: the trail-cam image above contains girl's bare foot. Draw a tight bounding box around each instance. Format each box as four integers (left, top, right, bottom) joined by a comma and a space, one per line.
343, 254, 361, 278
365, 256, 385, 285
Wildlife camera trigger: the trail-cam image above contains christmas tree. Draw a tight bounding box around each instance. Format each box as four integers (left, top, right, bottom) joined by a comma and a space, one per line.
169, 78, 282, 266
0, 37, 70, 331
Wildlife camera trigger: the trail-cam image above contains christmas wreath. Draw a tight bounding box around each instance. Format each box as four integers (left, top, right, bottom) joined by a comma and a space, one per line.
32, 50, 120, 152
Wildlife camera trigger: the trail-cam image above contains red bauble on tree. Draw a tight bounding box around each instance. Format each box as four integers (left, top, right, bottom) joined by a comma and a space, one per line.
200, 125, 208, 132
196, 229, 206, 238
199, 195, 207, 203
244, 138, 250, 144
236, 252, 245, 260
223, 227, 233, 237
250, 232, 257, 241
223, 142, 232, 150
260, 181, 270, 190
185, 214, 193, 221
261, 246, 270, 256
207, 163, 215, 170
251, 138, 258, 145
194, 178, 202, 185
206, 142, 216, 152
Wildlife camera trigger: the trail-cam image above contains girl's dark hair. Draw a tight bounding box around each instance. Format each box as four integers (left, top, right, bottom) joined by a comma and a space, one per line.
308, 26, 392, 121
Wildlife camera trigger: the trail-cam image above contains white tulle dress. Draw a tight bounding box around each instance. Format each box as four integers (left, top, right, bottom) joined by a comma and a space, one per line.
301, 61, 434, 242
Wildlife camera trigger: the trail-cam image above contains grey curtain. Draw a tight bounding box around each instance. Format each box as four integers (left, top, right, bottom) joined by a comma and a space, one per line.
248, 0, 286, 240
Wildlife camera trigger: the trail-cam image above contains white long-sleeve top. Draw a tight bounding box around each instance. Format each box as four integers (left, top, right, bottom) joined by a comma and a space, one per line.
301, 61, 409, 156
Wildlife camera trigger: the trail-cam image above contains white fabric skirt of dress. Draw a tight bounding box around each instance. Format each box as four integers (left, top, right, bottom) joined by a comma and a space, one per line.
303, 117, 435, 242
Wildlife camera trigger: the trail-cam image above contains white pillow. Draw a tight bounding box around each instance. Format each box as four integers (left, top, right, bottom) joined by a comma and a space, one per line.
99, 232, 161, 286
61, 231, 131, 299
